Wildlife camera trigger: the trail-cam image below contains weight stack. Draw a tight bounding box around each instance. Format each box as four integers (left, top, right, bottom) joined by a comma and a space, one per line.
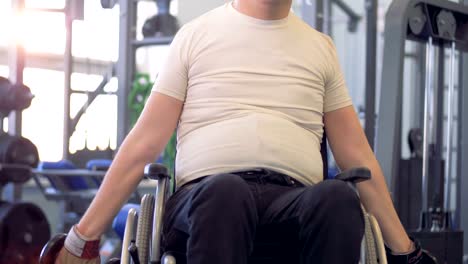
397, 157, 444, 230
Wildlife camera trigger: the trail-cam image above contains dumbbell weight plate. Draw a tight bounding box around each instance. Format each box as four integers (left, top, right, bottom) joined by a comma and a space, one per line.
9, 83, 34, 111
0, 77, 13, 114
39, 233, 67, 264
0, 202, 51, 264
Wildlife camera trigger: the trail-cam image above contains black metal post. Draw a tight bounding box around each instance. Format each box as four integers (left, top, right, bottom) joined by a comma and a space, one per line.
301, 0, 324, 32
116, 0, 137, 146
432, 45, 445, 209
458, 0, 468, 258
365, 0, 377, 149
327, 0, 333, 36
316, 0, 325, 32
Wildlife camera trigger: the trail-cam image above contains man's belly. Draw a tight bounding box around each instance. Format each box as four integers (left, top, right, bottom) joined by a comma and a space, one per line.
175, 113, 324, 186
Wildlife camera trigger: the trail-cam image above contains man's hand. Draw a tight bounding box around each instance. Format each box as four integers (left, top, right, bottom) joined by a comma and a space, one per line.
40, 233, 100, 264
386, 239, 438, 264
54, 248, 100, 264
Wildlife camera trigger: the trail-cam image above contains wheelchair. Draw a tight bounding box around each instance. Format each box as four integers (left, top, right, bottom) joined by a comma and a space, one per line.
111, 163, 387, 264
112, 134, 388, 264
39, 139, 388, 264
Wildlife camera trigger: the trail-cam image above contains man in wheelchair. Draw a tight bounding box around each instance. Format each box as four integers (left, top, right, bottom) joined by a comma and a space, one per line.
52, 0, 437, 263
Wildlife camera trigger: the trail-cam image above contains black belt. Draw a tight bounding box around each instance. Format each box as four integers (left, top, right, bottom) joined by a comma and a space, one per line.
231, 168, 303, 187
179, 168, 303, 191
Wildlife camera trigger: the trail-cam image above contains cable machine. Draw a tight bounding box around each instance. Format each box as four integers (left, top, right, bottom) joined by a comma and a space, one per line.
375, 0, 468, 262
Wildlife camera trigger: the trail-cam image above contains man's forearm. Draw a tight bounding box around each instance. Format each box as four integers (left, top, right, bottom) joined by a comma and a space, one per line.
74, 93, 183, 239
325, 106, 414, 254
355, 156, 413, 253
76, 133, 164, 239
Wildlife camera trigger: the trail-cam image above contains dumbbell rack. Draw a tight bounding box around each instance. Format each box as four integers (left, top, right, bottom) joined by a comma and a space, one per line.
375, 0, 468, 262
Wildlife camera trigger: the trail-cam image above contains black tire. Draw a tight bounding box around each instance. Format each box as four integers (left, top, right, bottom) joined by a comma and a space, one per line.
136, 194, 155, 263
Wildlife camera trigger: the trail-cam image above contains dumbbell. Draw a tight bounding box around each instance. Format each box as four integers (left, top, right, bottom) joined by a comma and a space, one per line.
142, 13, 180, 38
0, 133, 39, 185
40, 234, 122, 264
142, 0, 179, 38
0, 201, 51, 263
0, 77, 11, 115
0, 76, 34, 114
100, 0, 118, 9
39, 234, 67, 264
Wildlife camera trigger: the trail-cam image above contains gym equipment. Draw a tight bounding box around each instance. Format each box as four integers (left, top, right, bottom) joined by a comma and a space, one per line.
375, 0, 468, 262
0, 134, 40, 186
100, 0, 118, 9
0, 76, 34, 115
0, 70, 50, 264
38, 233, 66, 264
0, 101, 40, 186
142, 0, 180, 38
33, 160, 108, 233
0, 134, 39, 166
0, 137, 50, 263
0, 200, 50, 263
33, 160, 126, 263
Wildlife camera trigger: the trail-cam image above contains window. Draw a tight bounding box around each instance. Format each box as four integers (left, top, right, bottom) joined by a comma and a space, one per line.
2, 0, 178, 162
25, 0, 66, 9
21, 68, 65, 161
69, 74, 118, 155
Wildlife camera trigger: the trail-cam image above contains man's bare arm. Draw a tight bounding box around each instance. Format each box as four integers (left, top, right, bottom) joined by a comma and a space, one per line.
76, 92, 184, 239
324, 105, 413, 253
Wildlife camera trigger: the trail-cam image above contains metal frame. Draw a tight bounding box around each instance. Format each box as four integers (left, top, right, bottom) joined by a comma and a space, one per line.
69, 65, 115, 132
376, 2, 468, 258
365, 0, 378, 149
116, 0, 173, 147
458, 0, 468, 258
61, 0, 115, 160
300, 0, 361, 35
301, 0, 324, 32
333, 0, 362, 32
62, 3, 73, 159
116, 0, 137, 147
375, 0, 468, 191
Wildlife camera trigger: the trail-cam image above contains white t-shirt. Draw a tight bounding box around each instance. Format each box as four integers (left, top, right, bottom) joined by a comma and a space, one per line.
153, 2, 352, 186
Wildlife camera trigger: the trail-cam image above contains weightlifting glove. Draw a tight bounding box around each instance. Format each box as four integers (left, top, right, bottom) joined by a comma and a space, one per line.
386, 238, 438, 264
60, 225, 100, 262
55, 248, 100, 264
45, 226, 100, 264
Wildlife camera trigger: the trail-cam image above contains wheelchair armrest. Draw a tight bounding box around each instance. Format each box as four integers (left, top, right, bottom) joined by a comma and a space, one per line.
144, 163, 171, 181
334, 167, 371, 184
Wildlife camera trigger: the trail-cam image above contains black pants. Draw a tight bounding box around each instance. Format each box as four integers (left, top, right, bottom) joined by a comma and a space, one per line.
162, 169, 364, 264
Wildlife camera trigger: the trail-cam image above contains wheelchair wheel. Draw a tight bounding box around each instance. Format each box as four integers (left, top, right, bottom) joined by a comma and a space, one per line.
362, 205, 386, 264
368, 214, 387, 264
136, 194, 155, 264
